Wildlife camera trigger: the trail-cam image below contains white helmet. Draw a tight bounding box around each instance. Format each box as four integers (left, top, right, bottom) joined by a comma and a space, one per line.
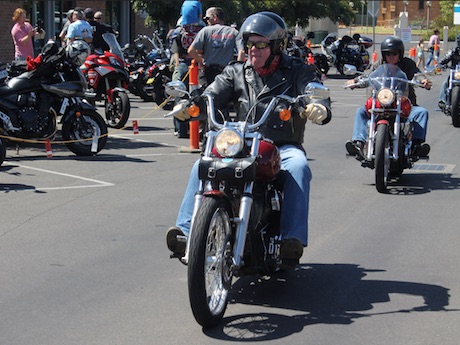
66, 40, 91, 66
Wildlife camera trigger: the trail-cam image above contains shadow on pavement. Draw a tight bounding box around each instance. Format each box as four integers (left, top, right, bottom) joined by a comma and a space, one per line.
204, 263, 455, 341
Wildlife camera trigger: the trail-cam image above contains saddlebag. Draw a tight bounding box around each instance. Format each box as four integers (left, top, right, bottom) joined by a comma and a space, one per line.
198, 157, 257, 182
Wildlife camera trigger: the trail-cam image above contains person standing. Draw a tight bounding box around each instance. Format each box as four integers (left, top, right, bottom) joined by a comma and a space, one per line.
416, 39, 425, 69
59, 9, 74, 45
187, 7, 244, 85
426, 29, 440, 68
66, 9, 93, 45
11, 8, 37, 60
84, 8, 110, 52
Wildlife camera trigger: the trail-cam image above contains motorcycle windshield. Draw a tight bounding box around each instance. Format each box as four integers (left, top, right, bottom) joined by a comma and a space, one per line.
369, 64, 408, 94
102, 33, 124, 61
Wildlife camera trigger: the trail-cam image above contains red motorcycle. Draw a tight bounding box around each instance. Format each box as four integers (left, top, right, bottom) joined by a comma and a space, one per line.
81, 33, 130, 129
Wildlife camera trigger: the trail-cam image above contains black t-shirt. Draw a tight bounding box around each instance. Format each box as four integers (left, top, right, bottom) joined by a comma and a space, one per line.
88, 20, 113, 51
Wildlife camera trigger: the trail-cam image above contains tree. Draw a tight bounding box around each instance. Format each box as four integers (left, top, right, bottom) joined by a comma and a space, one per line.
130, 0, 354, 29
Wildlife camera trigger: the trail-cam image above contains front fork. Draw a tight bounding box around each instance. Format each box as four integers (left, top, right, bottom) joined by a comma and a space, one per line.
367, 105, 402, 163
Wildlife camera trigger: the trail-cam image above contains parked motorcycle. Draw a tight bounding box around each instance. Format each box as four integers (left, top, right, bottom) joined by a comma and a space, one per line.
122, 38, 149, 96
439, 65, 460, 127
344, 64, 429, 193
164, 79, 330, 328
129, 33, 171, 103
0, 40, 107, 166
287, 33, 329, 76
321, 33, 373, 75
81, 33, 130, 129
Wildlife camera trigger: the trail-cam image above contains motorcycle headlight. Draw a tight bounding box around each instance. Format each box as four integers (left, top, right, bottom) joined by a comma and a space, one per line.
454, 71, 460, 80
377, 87, 395, 106
214, 129, 243, 157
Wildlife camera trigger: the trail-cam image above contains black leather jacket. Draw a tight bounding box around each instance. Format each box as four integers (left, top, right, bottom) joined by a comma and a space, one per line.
205, 53, 332, 146
439, 46, 460, 68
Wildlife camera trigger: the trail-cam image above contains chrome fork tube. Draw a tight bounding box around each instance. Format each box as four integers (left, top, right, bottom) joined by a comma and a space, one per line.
181, 181, 204, 265
232, 183, 254, 268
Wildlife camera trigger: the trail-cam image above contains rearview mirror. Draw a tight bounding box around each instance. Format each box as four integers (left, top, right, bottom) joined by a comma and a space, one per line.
165, 81, 189, 97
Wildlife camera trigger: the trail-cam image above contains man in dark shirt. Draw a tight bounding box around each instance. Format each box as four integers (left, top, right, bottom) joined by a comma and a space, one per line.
84, 8, 112, 52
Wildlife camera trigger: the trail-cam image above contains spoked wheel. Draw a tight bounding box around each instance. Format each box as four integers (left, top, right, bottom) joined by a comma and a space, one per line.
62, 110, 108, 155
451, 86, 460, 127
188, 197, 233, 329
105, 91, 130, 129
374, 123, 391, 193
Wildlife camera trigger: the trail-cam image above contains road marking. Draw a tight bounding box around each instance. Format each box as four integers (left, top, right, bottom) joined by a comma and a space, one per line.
411, 163, 456, 174
2, 162, 114, 191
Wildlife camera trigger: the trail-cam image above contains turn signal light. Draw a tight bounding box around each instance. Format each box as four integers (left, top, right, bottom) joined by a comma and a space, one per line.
279, 108, 291, 121
188, 104, 200, 118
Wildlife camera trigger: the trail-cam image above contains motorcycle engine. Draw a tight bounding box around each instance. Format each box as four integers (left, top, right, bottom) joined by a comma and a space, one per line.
15, 92, 52, 137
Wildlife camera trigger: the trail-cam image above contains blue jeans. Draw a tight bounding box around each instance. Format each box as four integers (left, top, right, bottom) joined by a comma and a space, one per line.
176, 144, 312, 246
439, 77, 449, 104
352, 105, 428, 143
426, 49, 439, 68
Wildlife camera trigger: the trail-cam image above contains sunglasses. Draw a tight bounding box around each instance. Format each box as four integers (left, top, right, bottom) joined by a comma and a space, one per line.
246, 41, 270, 49
94, 17, 102, 20
385, 51, 399, 56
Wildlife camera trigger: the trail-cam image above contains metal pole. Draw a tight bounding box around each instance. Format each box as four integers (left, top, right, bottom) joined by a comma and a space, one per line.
426, 1, 431, 37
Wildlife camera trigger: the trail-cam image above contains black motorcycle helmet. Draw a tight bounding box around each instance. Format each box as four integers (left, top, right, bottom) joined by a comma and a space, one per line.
381, 36, 405, 60
239, 11, 287, 67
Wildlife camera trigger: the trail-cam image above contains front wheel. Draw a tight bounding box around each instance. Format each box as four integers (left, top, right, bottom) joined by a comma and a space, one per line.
134, 74, 154, 102
105, 91, 130, 129
374, 123, 390, 193
188, 197, 233, 329
62, 110, 108, 155
451, 86, 460, 127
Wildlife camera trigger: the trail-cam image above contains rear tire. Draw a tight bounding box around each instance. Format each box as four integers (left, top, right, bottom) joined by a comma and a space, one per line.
375, 123, 390, 193
188, 197, 233, 329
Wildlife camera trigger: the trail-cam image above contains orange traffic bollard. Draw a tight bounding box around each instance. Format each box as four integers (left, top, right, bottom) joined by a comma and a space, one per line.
307, 39, 311, 49
188, 60, 200, 150
372, 51, 378, 63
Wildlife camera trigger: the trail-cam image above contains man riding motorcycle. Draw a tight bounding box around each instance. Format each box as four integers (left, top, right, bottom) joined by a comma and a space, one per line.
345, 36, 432, 159
166, 11, 332, 266
438, 34, 460, 111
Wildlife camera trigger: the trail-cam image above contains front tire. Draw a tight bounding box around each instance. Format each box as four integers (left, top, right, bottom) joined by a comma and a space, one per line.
188, 197, 233, 329
62, 110, 108, 155
451, 86, 460, 127
375, 123, 390, 193
105, 91, 130, 129
134, 74, 154, 102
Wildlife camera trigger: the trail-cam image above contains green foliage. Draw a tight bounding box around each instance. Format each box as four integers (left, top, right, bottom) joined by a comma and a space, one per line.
130, 0, 355, 28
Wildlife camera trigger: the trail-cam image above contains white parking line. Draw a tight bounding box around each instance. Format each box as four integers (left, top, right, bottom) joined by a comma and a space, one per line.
3, 162, 114, 191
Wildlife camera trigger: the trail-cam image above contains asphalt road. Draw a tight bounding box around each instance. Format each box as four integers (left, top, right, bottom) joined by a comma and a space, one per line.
1, 68, 460, 344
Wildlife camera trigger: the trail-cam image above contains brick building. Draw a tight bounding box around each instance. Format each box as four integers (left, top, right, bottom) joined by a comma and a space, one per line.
376, 0, 441, 28
0, 0, 158, 63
